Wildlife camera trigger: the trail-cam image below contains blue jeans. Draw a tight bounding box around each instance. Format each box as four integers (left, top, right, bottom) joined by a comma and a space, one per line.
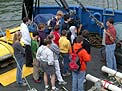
61, 53, 70, 74
16, 57, 25, 84
72, 71, 86, 91
105, 43, 117, 70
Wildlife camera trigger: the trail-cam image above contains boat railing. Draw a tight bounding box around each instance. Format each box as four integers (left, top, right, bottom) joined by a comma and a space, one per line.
103, 8, 115, 16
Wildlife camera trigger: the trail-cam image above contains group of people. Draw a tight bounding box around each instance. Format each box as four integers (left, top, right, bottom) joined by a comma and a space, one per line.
12, 9, 117, 91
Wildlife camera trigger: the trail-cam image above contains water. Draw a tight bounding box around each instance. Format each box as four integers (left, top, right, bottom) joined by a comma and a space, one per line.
0, 0, 23, 31
0, 0, 122, 31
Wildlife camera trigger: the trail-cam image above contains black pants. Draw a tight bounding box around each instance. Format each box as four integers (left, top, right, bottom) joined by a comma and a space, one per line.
25, 45, 33, 67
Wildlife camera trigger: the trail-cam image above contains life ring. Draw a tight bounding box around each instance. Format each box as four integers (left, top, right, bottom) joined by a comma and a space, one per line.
91, 12, 102, 24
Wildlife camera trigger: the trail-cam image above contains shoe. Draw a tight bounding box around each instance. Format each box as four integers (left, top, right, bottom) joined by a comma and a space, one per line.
18, 82, 27, 87
51, 87, 59, 91
34, 79, 41, 83
62, 72, 71, 77
44, 86, 50, 91
58, 81, 67, 85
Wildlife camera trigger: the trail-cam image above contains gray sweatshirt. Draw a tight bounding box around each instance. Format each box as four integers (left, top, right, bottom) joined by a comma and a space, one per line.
13, 42, 25, 59
50, 42, 60, 60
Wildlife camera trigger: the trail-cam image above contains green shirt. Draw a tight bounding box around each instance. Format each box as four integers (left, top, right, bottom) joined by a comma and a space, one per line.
31, 39, 39, 59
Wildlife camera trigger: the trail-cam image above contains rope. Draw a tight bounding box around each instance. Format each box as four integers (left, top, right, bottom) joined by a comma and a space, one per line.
74, 0, 105, 29
23, 3, 28, 17
55, 0, 62, 8
54, 0, 69, 12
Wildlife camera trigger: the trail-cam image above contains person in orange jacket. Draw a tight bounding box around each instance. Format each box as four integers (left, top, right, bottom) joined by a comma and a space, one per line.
69, 35, 91, 91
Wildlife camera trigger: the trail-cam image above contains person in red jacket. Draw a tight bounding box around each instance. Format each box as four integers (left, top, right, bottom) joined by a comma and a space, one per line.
70, 35, 91, 91
52, 25, 60, 46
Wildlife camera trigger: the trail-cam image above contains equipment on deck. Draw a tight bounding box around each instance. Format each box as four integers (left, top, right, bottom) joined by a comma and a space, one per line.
101, 66, 122, 86
102, 66, 122, 79
86, 74, 122, 91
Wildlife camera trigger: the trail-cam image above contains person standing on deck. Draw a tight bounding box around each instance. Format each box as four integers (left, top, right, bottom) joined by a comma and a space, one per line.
31, 32, 41, 83
36, 39, 59, 91
13, 31, 27, 86
51, 25, 60, 46
104, 18, 117, 71
69, 35, 91, 91
81, 30, 91, 54
61, 14, 70, 31
38, 23, 47, 46
20, 17, 33, 67
59, 30, 71, 76
47, 10, 64, 32
47, 34, 67, 85
69, 26, 77, 45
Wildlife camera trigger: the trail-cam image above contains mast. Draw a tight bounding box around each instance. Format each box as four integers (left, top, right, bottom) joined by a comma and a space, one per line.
22, 0, 34, 20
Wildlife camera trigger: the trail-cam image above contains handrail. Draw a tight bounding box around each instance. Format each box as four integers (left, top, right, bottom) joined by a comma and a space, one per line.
103, 8, 115, 16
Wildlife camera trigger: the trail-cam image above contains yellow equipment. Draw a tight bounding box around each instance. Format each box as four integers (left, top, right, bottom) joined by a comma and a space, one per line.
0, 41, 13, 61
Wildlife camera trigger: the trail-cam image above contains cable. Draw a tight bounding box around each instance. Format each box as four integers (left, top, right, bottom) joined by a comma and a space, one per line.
13, 56, 32, 90
55, 0, 62, 8
74, 0, 105, 29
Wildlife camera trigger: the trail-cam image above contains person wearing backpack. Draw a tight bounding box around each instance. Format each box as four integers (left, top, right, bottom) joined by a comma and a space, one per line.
70, 35, 91, 91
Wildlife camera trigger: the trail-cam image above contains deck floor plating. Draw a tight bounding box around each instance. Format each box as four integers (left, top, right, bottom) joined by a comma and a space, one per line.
0, 47, 121, 91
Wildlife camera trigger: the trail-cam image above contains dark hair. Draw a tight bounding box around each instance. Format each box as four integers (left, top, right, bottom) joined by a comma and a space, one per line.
63, 14, 70, 21
82, 29, 89, 38
61, 30, 67, 36
44, 38, 52, 45
47, 34, 54, 40
38, 23, 45, 30
23, 17, 29, 23
33, 32, 38, 37
107, 18, 114, 24
76, 35, 83, 43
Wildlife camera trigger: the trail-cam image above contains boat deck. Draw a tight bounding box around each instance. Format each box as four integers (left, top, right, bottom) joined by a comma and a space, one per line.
0, 47, 121, 91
